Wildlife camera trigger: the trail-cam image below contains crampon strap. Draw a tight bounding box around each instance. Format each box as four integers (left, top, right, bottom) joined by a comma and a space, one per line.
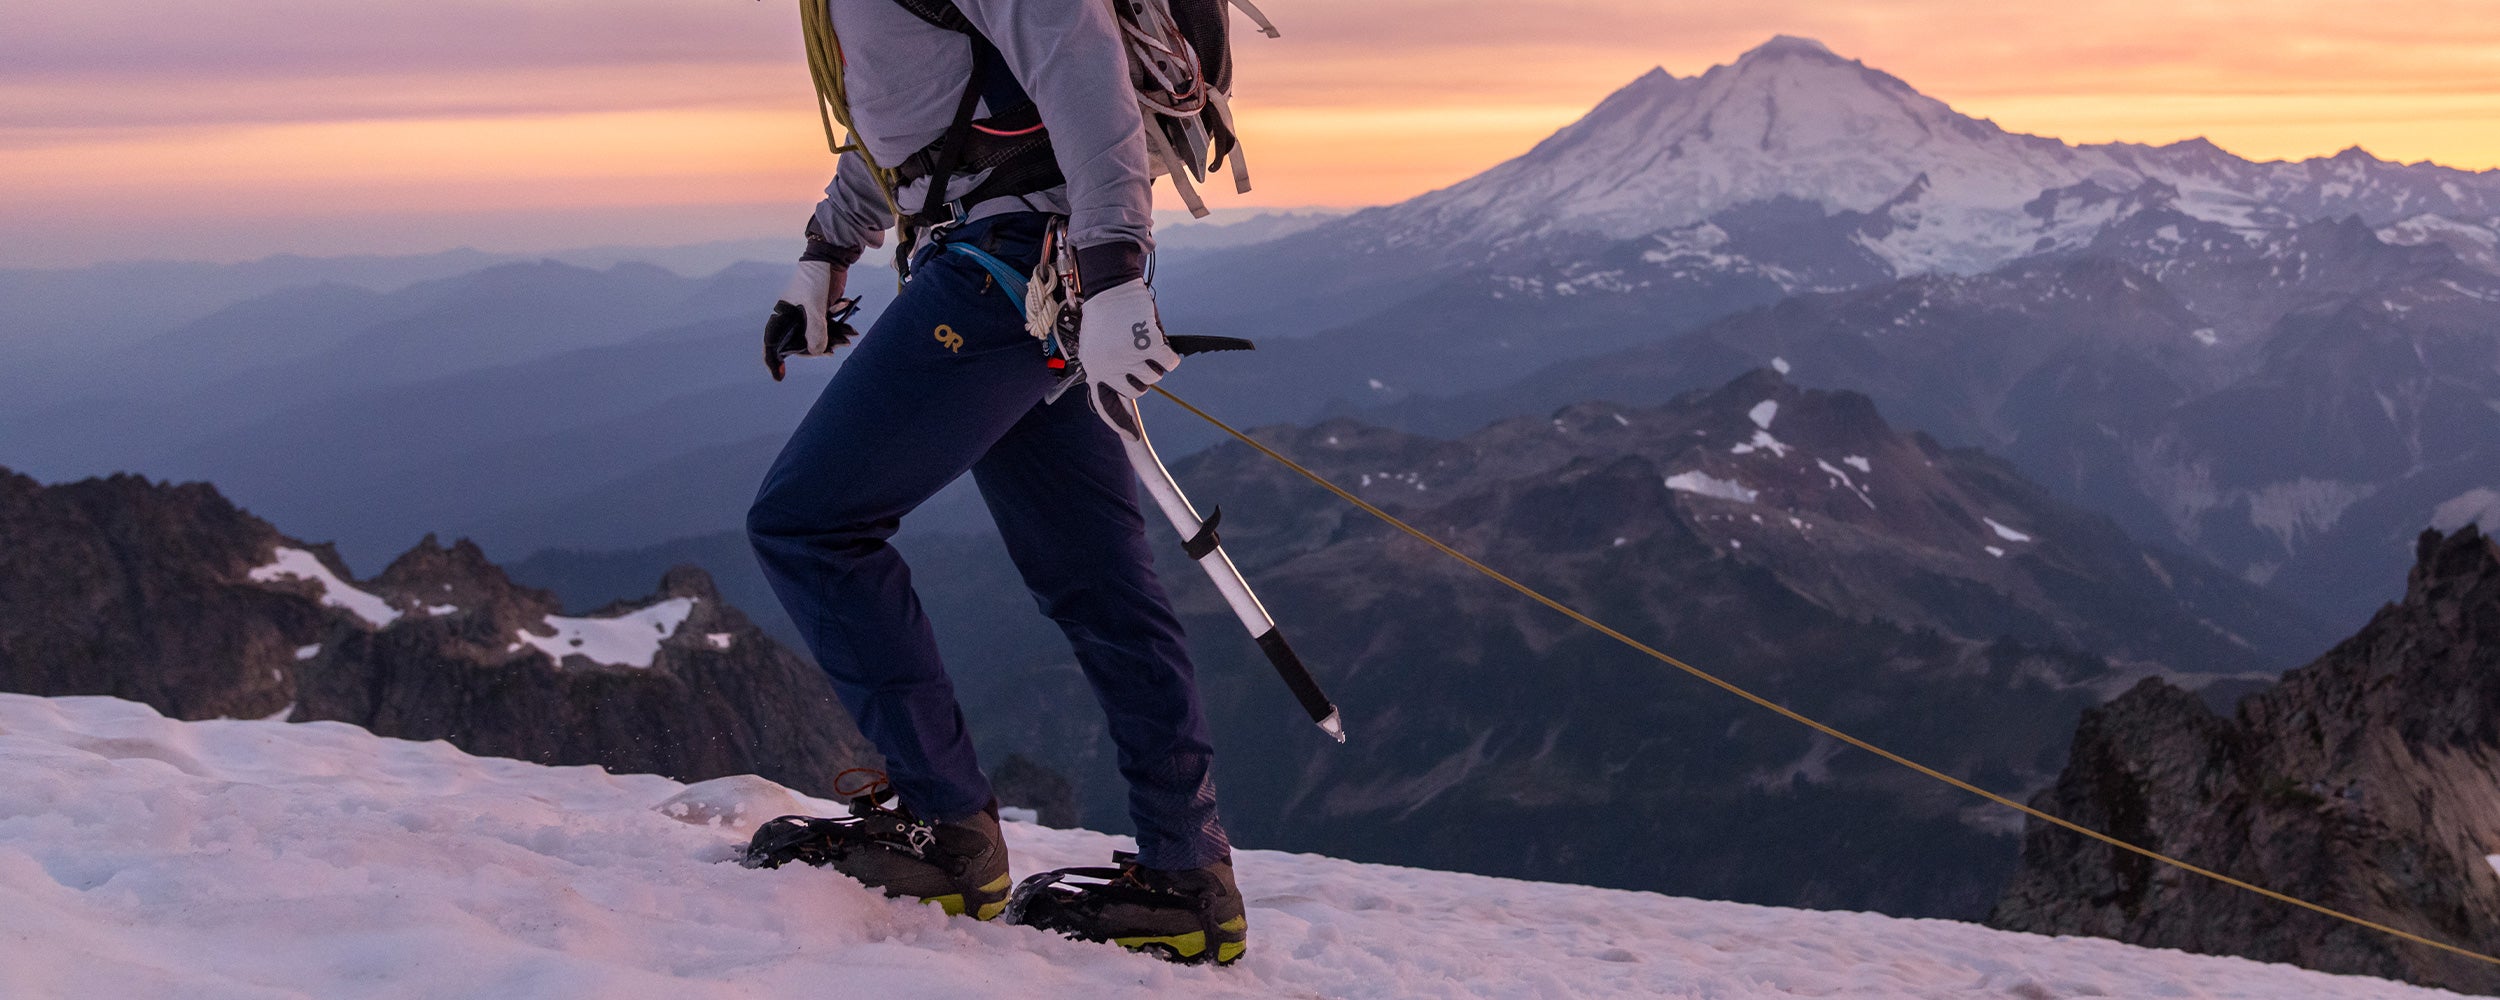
1002, 851, 1217, 933
737, 770, 937, 869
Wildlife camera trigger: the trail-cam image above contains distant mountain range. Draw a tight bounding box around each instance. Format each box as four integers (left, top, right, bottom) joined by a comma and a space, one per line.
1383, 204, 2500, 625
7, 34, 2487, 640
10, 38, 2490, 617
993, 372, 2336, 917
1156, 36, 2500, 629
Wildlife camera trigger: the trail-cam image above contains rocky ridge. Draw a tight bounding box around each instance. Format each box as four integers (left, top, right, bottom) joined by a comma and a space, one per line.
0, 466, 877, 798
1991, 526, 2500, 994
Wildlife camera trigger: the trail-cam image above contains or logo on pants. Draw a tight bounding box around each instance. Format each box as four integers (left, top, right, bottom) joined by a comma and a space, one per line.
935, 324, 964, 353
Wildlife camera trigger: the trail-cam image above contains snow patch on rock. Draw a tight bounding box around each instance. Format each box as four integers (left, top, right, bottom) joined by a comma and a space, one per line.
248, 548, 401, 628
1731, 430, 1793, 458
1983, 518, 2034, 543
513, 598, 698, 669
1816, 459, 1878, 510
1666, 472, 1760, 504
2432, 488, 2500, 532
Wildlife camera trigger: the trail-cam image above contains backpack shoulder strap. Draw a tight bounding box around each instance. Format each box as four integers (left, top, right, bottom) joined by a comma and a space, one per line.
916, 47, 991, 224
888, 0, 974, 34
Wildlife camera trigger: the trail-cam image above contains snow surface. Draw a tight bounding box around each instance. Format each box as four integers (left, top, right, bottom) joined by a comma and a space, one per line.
0, 694, 2463, 999
1982, 518, 2035, 543
247, 547, 401, 628
1749, 400, 1781, 429
510, 597, 698, 669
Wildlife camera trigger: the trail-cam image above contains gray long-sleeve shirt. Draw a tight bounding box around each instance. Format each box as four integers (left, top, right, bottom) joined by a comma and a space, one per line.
810, 0, 1154, 261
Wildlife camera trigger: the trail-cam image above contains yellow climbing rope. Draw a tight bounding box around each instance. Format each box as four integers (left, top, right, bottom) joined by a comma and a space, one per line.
798, 0, 903, 217
1151, 384, 2500, 970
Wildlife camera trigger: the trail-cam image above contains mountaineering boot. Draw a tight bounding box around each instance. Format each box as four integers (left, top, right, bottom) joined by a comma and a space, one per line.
1005, 852, 1248, 965
741, 785, 1013, 921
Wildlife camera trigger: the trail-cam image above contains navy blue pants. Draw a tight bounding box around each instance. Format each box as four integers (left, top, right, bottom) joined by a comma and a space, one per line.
747, 213, 1230, 870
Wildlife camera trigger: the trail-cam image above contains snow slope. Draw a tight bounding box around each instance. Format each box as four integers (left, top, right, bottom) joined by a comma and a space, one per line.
0, 693, 2464, 999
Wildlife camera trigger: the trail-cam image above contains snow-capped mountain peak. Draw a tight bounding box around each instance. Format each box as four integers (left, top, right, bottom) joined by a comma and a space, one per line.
1743, 33, 1842, 61
1392, 35, 2099, 258
1354, 37, 2500, 278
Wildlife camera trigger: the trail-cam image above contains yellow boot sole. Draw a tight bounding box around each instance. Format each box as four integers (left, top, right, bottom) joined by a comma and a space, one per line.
1112, 916, 1248, 965
923, 873, 1014, 921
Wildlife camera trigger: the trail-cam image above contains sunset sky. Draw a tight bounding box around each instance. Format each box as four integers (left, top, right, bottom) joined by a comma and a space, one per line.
4, 0, 2497, 267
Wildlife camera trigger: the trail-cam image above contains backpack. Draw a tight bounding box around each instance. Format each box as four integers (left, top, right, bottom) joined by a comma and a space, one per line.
797, 0, 1277, 229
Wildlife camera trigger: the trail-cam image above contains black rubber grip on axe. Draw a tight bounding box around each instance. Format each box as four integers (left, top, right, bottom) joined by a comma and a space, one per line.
1255, 627, 1337, 730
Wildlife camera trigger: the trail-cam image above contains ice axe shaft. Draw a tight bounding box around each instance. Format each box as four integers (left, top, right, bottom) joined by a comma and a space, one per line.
1117, 406, 1344, 743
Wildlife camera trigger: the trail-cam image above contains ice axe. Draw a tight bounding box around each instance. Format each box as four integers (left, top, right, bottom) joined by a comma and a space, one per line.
1100, 335, 1346, 743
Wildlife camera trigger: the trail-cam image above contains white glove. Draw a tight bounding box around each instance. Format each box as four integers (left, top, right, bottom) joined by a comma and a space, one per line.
1075, 279, 1182, 437
763, 260, 856, 381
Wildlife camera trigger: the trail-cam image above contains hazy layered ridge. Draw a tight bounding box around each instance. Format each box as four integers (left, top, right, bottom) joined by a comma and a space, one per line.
1385, 192, 2500, 628
9, 37, 2496, 587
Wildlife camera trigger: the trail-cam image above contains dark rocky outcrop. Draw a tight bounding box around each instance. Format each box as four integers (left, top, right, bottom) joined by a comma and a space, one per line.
0, 469, 316, 719
991, 753, 1080, 829
0, 468, 876, 799
1991, 526, 2500, 993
